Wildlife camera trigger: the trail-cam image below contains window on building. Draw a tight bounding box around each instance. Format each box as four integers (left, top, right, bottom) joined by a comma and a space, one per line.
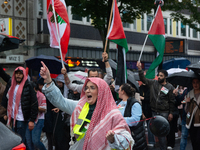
123, 22, 130, 28
193, 24, 197, 38
181, 22, 186, 36
147, 15, 153, 31
72, 14, 82, 21
176, 21, 179, 36
170, 19, 172, 34
133, 19, 136, 30
192, 0, 196, 4
141, 15, 144, 31
188, 25, 191, 37
86, 16, 90, 22
164, 18, 167, 34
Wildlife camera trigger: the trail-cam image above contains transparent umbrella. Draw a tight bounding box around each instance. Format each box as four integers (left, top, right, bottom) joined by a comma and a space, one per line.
167, 68, 187, 76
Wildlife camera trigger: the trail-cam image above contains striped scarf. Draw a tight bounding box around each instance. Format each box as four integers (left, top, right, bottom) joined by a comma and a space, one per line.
7, 67, 27, 127
70, 78, 133, 149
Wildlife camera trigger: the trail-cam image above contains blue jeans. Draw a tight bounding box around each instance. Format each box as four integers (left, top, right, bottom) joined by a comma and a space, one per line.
180, 120, 188, 150
12, 120, 28, 144
152, 112, 169, 150
26, 119, 46, 150
147, 119, 155, 145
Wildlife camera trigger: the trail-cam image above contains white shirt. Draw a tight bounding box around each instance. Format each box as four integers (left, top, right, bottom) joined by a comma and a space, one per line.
11, 84, 24, 121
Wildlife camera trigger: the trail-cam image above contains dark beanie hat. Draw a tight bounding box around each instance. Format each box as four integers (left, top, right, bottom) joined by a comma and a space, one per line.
37, 77, 44, 85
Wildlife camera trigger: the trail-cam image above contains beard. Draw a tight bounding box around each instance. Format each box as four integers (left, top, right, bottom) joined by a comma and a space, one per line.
15, 77, 23, 84
158, 78, 165, 84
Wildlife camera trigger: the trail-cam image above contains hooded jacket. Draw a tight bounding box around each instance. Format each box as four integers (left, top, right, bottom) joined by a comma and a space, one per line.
139, 70, 175, 114
1, 67, 38, 123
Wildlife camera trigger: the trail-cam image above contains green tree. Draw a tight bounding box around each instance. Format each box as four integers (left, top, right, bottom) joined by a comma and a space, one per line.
65, 0, 155, 51
164, 0, 200, 31
65, 0, 200, 51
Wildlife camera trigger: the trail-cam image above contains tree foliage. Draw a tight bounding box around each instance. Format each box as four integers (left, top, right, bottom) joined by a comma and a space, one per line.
65, 0, 155, 49
164, 0, 200, 31
65, 0, 200, 49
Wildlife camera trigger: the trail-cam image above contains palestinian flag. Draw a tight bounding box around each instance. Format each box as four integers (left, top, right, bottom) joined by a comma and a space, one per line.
47, 0, 70, 61
107, 0, 128, 89
145, 5, 165, 79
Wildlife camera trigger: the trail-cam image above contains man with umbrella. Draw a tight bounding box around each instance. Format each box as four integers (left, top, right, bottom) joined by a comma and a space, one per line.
137, 61, 175, 150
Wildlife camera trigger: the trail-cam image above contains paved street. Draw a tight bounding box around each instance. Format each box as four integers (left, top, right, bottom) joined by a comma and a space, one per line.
148, 137, 192, 150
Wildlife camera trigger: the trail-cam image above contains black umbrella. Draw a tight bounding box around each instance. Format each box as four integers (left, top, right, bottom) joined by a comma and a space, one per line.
166, 71, 198, 87
108, 59, 139, 92
25, 54, 69, 74
0, 33, 25, 51
187, 61, 200, 75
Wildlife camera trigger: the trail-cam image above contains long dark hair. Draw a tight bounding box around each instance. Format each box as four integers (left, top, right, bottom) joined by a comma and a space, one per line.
121, 83, 136, 97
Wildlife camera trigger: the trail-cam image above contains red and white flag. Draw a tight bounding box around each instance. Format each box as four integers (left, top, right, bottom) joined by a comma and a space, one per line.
47, 0, 70, 61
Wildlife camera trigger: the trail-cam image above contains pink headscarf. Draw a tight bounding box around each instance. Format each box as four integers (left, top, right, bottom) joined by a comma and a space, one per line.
70, 78, 131, 149
7, 67, 27, 127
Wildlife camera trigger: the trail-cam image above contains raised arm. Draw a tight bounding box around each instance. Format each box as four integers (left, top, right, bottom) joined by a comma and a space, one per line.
40, 61, 78, 115
61, 67, 83, 93
136, 61, 154, 86
102, 52, 113, 84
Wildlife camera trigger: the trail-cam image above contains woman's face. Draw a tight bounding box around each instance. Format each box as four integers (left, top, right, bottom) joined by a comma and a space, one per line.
192, 79, 200, 90
84, 81, 98, 105
118, 86, 123, 99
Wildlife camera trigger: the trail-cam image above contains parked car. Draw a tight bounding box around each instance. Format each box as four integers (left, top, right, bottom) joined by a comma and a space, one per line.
0, 122, 26, 150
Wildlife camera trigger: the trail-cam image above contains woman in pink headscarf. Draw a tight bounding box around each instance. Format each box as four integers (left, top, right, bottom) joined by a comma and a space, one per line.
40, 61, 134, 150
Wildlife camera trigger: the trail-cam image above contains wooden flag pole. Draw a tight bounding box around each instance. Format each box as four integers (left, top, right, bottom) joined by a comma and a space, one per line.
138, 5, 160, 62
52, 0, 64, 68
104, 0, 115, 52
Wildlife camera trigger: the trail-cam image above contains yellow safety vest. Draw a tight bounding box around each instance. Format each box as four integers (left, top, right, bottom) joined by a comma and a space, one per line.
73, 102, 91, 141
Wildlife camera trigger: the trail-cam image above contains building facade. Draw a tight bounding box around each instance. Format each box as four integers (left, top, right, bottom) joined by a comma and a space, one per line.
0, 0, 200, 75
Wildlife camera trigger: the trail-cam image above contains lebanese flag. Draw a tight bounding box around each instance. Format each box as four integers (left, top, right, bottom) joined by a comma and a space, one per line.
145, 5, 165, 79
47, 0, 70, 61
107, 0, 128, 90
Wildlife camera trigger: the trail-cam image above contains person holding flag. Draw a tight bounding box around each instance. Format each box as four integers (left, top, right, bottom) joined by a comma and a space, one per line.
137, 62, 175, 150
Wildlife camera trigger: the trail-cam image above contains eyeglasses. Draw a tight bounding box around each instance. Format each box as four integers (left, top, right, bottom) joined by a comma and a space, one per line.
84, 86, 96, 92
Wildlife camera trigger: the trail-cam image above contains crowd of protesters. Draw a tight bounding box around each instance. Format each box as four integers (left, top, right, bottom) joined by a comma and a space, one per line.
0, 54, 199, 150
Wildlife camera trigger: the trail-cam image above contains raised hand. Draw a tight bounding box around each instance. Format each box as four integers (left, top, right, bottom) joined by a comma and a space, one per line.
40, 61, 51, 83
102, 52, 108, 62
61, 67, 67, 75
136, 61, 142, 70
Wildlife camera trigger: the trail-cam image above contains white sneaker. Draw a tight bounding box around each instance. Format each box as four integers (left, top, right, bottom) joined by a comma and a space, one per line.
175, 132, 179, 138
147, 144, 154, 147
167, 146, 173, 150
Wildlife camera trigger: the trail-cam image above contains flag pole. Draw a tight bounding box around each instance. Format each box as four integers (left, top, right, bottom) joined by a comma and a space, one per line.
138, 5, 160, 62
52, 0, 64, 68
104, 0, 115, 52
138, 35, 148, 62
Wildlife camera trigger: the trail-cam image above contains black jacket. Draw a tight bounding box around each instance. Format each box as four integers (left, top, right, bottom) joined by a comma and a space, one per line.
139, 70, 175, 114
117, 97, 147, 150
1, 79, 38, 122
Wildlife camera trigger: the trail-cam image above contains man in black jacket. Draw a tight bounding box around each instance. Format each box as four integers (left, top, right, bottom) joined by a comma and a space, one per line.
1, 66, 38, 143
137, 61, 175, 150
